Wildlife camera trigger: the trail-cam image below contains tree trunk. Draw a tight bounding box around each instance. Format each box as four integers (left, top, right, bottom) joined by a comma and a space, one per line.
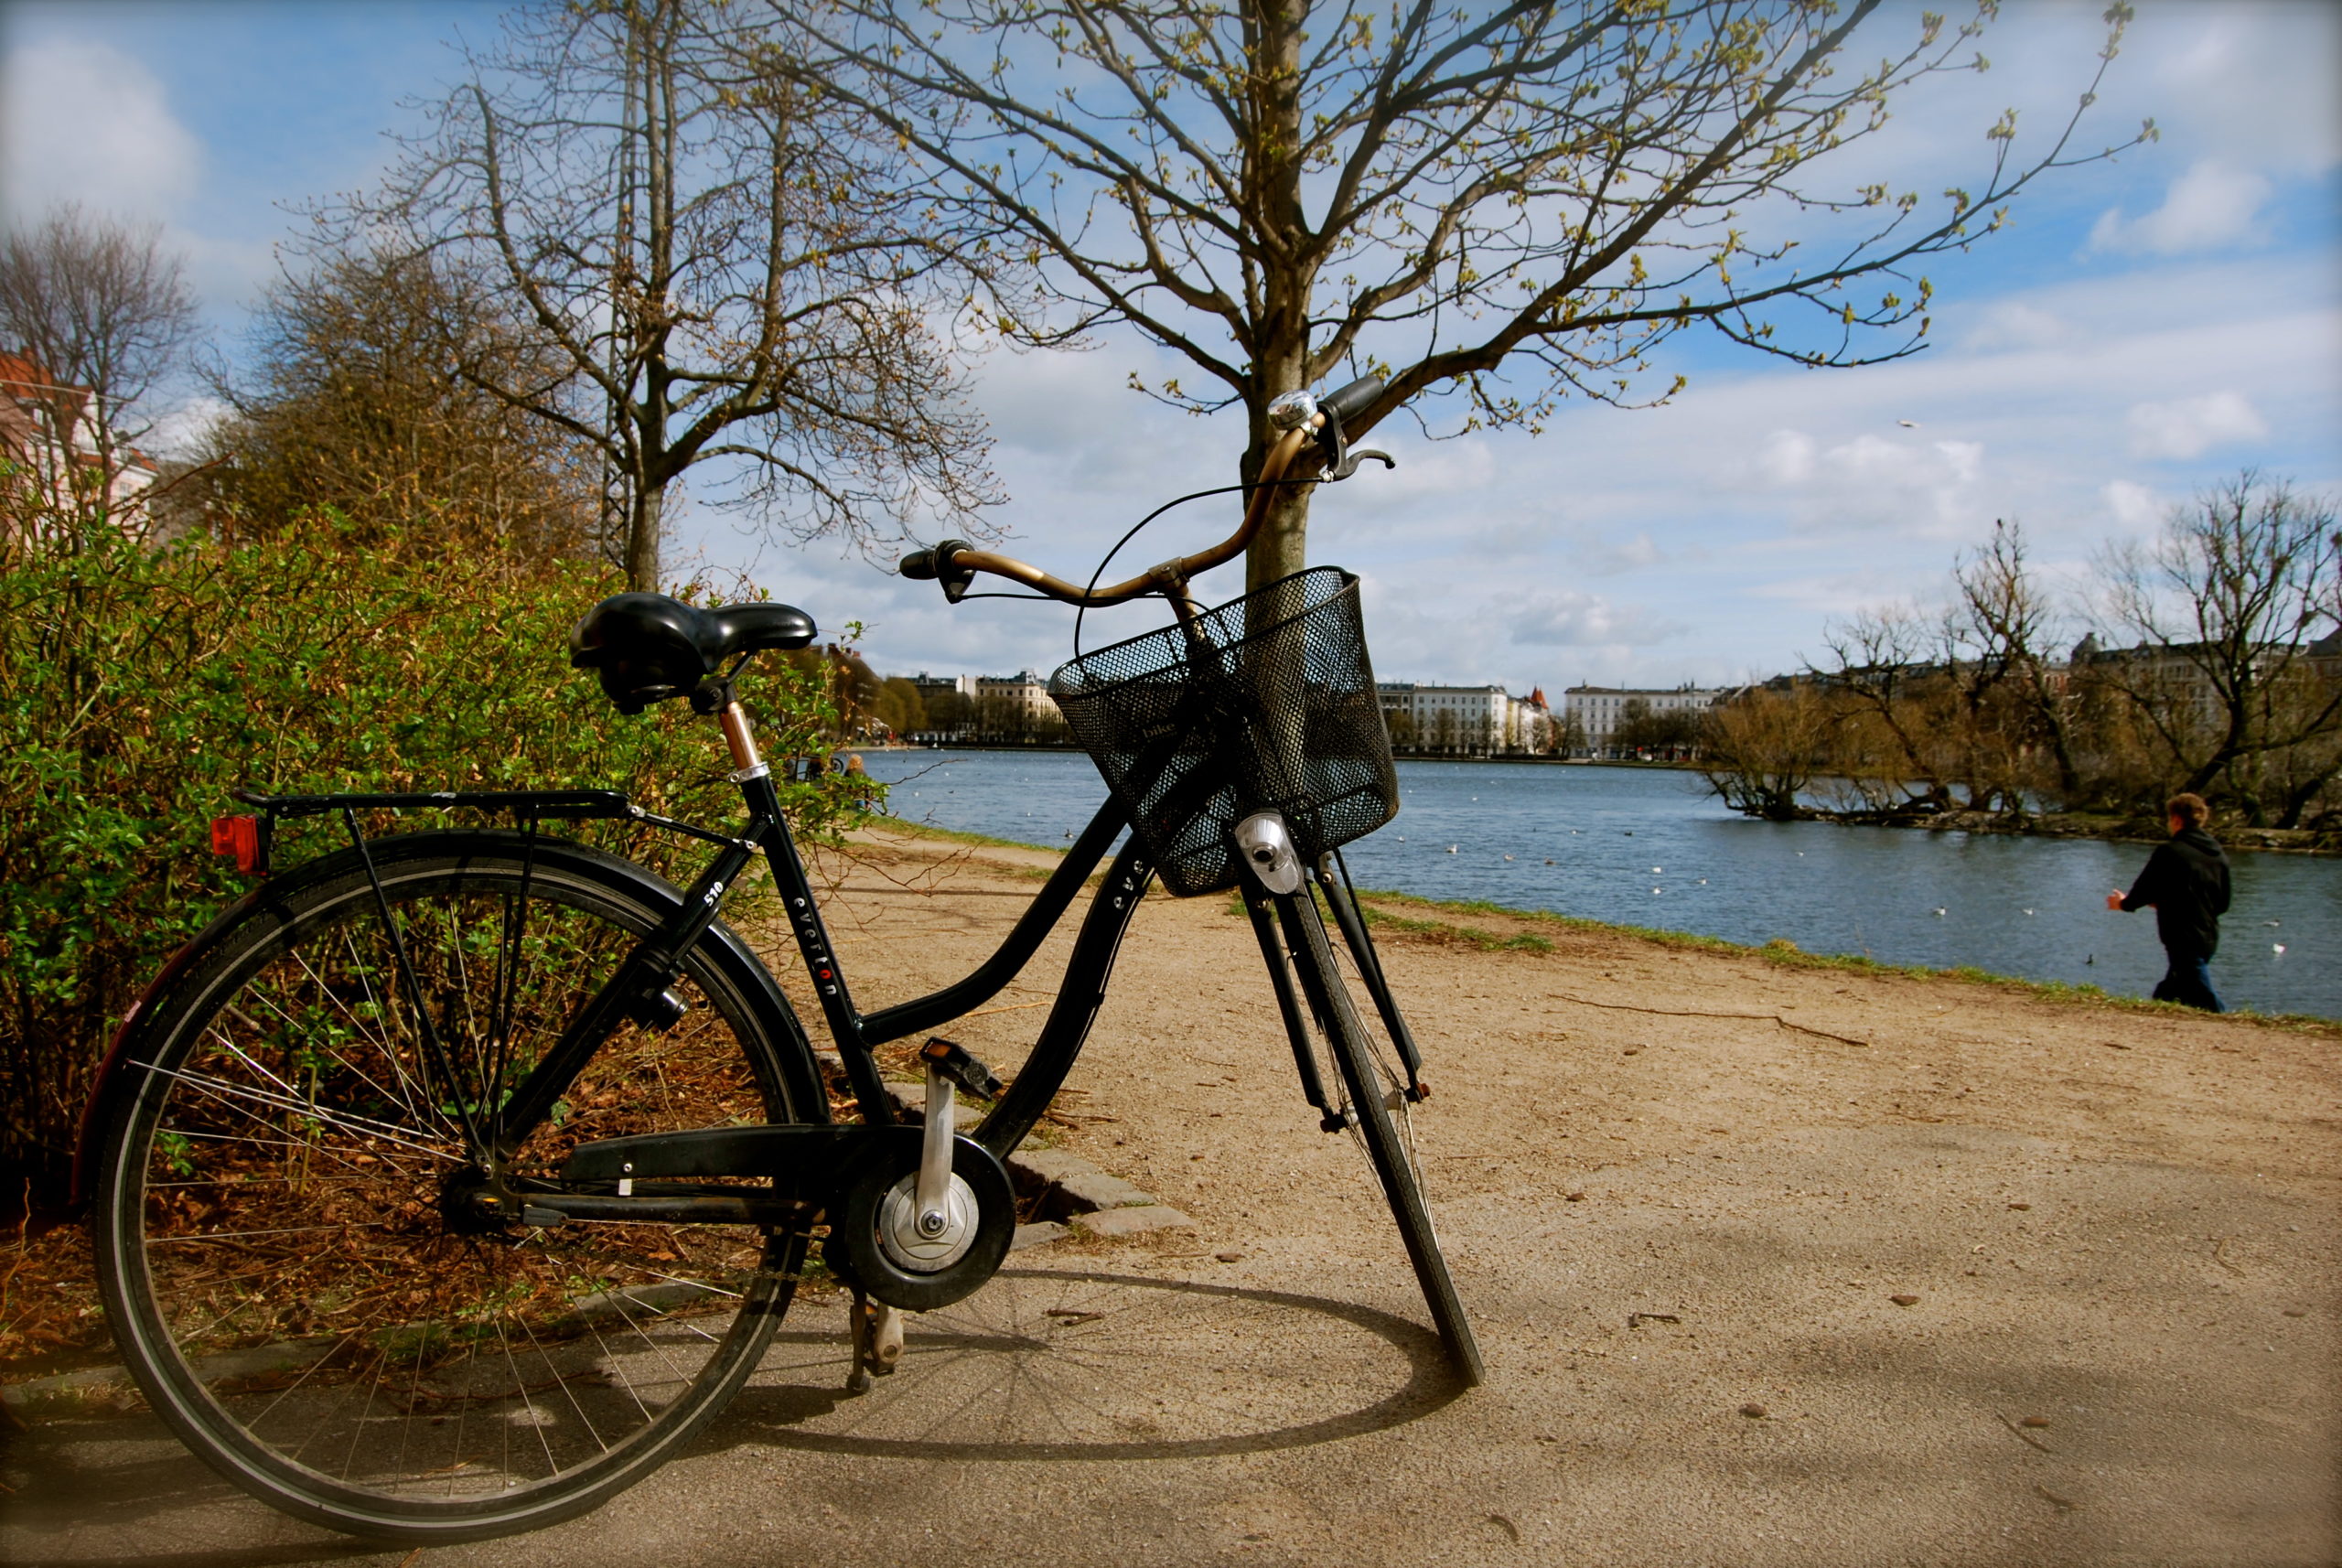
626, 482, 663, 592
1247, 480, 1312, 593
1241, 0, 1310, 597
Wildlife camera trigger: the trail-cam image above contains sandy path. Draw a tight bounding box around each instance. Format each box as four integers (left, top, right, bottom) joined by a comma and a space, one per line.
800, 830, 2341, 1564
5, 826, 2336, 1567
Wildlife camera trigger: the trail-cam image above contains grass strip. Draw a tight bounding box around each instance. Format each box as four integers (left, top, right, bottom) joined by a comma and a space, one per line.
873, 817, 1071, 855
1333, 886, 2339, 1033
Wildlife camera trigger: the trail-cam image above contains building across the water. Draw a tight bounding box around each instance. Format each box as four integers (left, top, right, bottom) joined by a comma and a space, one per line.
1563, 685, 1727, 758
887, 666, 1560, 754
1376, 682, 1552, 756
975, 671, 1063, 743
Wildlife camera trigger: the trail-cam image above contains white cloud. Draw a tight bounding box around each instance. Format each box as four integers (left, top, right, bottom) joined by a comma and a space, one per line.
2125, 391, 2269, 459
1933, 439, 1984, 485
145, 394, 231, 461
1507, 589, 1681, 649
1738, 424, 1993, 542
2101, 478, 2165, 533
1, 38, 202, 222
1757, 430, 1815, 485
1585, 530, 1660, 575
2143, 3, 2342, 179
2089, 159, 2274, 255
1961, 302, 2075, 354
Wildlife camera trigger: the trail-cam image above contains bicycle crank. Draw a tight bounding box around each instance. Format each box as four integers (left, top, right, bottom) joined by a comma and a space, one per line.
830, 1040, 1015, 1312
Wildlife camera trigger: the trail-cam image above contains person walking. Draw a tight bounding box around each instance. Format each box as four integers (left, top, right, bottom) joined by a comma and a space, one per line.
2107, 792, 2232, 1013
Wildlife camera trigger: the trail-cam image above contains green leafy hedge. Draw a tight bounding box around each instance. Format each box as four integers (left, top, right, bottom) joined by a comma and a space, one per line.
0, 516, 865, 1206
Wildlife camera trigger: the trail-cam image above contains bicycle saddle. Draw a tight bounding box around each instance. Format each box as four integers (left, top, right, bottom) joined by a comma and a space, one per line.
569, 591, 818, 714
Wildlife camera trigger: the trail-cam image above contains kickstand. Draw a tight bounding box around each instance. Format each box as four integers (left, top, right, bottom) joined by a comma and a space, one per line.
844, 1290, 905, 1394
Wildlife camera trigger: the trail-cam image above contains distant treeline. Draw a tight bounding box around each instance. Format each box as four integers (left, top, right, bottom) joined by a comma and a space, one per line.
1699, 483, 2341, 839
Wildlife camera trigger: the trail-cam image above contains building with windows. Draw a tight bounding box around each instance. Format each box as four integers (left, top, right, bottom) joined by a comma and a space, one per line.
1563, 685, 1726, 758
1377, 682, 1549, 756
976, 671, 1062, 742
907, 672, 978, 740
0, 350, 159, 531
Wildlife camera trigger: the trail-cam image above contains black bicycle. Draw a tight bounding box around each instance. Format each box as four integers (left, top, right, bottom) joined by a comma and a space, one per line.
84, 374, 1479, 1543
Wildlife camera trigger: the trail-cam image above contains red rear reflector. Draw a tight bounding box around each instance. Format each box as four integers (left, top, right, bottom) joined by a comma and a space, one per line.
210, 815, 262, 874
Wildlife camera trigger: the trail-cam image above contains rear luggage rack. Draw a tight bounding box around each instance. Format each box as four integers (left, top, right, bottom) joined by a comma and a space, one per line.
214, 788, 752, 879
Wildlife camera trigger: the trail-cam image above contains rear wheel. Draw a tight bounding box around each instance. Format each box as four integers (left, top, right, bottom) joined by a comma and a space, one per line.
91, 833, 821, 1543
1274, 888, 1484, 1386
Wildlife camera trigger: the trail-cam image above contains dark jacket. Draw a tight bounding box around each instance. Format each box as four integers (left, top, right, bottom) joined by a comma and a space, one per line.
2122, 827, 2231, 959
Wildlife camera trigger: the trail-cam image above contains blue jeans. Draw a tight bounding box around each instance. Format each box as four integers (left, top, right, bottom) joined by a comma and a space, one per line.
2154, 951, 2225, 1013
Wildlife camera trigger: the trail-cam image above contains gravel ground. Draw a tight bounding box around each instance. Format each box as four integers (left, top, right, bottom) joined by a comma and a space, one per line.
5, 827, 2336, 1567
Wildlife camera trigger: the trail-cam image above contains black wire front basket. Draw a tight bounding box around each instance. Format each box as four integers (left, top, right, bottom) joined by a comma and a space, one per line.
1049, 566, 1399, 897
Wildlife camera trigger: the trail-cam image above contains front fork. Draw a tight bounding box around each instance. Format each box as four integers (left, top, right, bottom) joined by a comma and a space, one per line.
1234, 812, 1426, 1133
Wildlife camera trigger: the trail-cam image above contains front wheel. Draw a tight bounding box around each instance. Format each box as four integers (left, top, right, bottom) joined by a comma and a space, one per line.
90, 832, 823, 1543
1274, 888, 1484, 1386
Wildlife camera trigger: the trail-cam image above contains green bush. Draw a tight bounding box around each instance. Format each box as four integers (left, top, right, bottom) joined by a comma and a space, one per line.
0, 513, 866, 1206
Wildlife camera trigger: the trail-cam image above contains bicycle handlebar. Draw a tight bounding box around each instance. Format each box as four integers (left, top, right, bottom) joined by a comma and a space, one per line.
1320, 373, 1382, 424
901, 376, 1386, 608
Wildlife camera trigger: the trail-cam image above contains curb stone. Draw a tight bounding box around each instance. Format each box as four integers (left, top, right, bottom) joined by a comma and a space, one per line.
1069, 1205, 1197, 1240
886, 1079, 1194, 1240
2, 1365, 133, 1414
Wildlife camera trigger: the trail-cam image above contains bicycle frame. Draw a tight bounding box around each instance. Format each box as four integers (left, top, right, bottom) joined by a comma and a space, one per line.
490, 768, 1160, 1167
176, 769, 1160, 1207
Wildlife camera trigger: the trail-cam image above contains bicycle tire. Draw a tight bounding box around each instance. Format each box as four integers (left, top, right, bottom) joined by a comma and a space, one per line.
1275, 888, 1484, 1386
91, 831, 823, 1543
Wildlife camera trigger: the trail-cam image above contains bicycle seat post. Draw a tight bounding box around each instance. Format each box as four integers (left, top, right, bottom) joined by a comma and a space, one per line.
715, 693, 766, 781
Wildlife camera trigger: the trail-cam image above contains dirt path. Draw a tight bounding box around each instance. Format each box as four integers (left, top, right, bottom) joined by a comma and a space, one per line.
5, 826, 2337, 1566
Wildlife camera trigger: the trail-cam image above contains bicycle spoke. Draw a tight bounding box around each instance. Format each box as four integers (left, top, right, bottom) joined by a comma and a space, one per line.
100, 841, 813, 1534
147, 1058, 460, 1164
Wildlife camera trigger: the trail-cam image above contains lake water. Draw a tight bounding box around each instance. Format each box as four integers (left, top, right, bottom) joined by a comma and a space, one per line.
861, 749, 2342, 1020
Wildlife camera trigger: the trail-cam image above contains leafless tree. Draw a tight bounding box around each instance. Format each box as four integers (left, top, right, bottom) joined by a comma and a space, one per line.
0, 204, 199, 523
360, 0, 1004, 590
1812, 603, 1946, 811
2093, 472, 2342, 824
1553, 709, 1586, 758
1698, 683, 1829, 821
182, 243, 600, 564
1946, 518, 2079, 801
1613, 696, 1701, 759
773, 0, 2148, 587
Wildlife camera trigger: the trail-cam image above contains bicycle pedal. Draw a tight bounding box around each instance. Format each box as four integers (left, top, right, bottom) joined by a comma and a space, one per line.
920, 1037, 1002, 1101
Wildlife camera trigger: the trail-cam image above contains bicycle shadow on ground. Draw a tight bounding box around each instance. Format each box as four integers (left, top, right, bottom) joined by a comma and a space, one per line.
0, 1418, 393, 1568
704, 1265, 1465, 1463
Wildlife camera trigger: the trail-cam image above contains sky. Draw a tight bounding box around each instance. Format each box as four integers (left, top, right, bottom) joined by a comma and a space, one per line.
3, 0, 2337, 693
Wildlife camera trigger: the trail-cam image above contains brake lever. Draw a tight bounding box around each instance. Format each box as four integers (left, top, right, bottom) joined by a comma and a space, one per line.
1327, 446, 1395, 481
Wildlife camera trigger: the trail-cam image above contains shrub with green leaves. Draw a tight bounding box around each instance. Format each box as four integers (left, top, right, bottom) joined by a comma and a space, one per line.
0, 512, 867, 1205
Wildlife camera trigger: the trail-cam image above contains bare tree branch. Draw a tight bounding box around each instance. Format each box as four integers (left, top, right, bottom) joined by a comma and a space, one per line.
769, 0, 2150, 587
340, 0, 1007, 589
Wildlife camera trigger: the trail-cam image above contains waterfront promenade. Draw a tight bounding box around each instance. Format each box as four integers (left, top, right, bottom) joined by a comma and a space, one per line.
7, 828, 2335, 1566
